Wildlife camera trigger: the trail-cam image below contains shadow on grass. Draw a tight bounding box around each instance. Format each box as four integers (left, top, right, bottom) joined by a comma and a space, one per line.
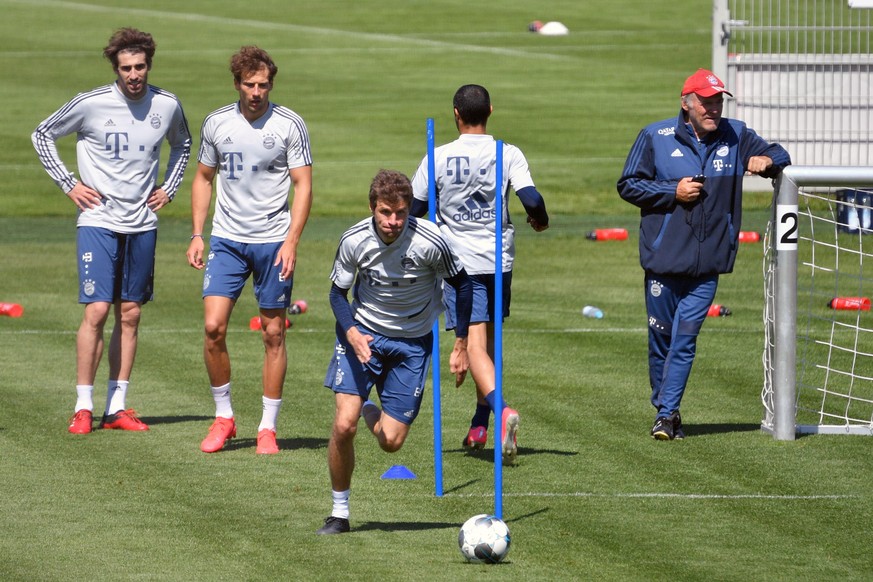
138, 414, 212, 425
446, 446, 579, 464
354, 520, 458, 533
683, 422, 761, 437
221, 436, 328, 451
354, 507, 548, 533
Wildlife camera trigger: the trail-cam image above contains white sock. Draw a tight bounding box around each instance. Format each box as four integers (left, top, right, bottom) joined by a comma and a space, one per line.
105, 380, 129, 416
75, 385, 94, 412
331, 489, 350, 519
258, 396, 282, 431
211, 383, 233, 418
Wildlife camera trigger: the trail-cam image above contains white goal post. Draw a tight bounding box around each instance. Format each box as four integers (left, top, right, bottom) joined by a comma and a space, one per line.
763, 166, 873, 440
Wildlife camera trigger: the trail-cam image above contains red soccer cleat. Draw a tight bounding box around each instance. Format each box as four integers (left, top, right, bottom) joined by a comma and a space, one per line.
256, 428, 279, 455
100, 409, 149, 431
500, 408, 520, 465
200, 417, 236, 453
462, 426, 488, 450
68, 409, 93, 434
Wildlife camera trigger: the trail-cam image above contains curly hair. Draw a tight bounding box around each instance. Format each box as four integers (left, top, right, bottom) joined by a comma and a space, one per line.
368, 169, 412, 210
103, 28, 156, 70
230, 46, 278, 83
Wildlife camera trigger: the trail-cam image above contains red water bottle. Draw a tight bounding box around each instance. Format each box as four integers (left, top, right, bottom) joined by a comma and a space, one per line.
0, 303, 23, 317
828, 297, 871, 310
586, 228, 628, 241
707, 304, 732, 317
738, 231, 761, 243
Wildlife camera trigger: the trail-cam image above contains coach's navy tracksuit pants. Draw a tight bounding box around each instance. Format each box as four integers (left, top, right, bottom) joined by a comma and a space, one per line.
645, 273, 719, 419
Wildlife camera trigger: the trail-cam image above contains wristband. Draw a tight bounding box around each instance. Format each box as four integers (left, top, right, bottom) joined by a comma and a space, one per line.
190, 234, 203, 240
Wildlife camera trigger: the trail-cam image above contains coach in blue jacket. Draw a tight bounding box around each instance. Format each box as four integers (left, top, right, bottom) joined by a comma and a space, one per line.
617, 68, 791, 441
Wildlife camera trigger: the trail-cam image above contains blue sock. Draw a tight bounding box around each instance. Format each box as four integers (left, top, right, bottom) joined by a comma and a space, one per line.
484, 391, 508, 416
470, 403, 491, 429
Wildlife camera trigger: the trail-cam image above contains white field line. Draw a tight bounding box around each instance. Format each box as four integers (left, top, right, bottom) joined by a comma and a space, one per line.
5, 0, 573, 62
446, 491, 856, 500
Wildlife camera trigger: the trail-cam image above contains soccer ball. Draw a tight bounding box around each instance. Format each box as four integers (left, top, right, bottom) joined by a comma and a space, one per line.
458, 514, 511, 564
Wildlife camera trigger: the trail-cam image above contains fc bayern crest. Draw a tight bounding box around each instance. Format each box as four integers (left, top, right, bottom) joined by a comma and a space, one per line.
401, 254, 415, 270
263, 135, 276, 150
150, 114, 162, 129
649, 280, 662, 298
83, 279, 95, 296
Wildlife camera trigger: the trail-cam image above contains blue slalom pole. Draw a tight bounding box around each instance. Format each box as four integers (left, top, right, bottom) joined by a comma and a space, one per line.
427, 118, 443, 497
494, 140, 504, 518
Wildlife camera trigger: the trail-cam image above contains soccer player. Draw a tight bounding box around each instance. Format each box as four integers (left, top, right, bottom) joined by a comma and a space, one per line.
617, 68, 791, 440
32, 28, 192, 435
186, 46, 313, 455
410, 84, 549, 464
317, 169, 472, 535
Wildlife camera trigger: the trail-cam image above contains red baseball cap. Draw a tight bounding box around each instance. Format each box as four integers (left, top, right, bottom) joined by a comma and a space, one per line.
681, 69, 733, 97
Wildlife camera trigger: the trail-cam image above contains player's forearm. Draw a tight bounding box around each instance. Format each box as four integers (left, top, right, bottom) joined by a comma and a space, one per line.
516, 186, 549, 226
161, 140, 192, 200
285, 167, 313, 246
190, 175, 213, 235
31, 128, 77, 193
329, 283, 356, 332
445, 270, 472, 339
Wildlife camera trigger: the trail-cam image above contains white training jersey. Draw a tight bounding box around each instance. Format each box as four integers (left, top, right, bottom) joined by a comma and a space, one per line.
331, 216, 464, 338
411, 133, 535, 275
32, 82, 191, 233
198, 102, 312, 244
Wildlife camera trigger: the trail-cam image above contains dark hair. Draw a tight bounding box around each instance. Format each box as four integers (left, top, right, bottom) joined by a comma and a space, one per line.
453, 84, 491, 126
103, 28, 156, 70
369, 169, 412, 209
230, 46, 278, 83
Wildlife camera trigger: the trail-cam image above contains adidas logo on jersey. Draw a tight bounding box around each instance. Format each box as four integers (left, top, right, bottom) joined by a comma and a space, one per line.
671, 149, 684, 157
452, 191, 493, 222
104, 119, 116, 127
222, 136, 234, 144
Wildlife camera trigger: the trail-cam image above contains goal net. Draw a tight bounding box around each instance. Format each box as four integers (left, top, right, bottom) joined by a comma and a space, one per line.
762, 166, 873, 439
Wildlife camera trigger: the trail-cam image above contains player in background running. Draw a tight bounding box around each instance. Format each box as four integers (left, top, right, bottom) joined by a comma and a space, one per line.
410, 84, 549, 464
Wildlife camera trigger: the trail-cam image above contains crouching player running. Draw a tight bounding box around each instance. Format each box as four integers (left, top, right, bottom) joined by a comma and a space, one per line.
316, 169, 472, 535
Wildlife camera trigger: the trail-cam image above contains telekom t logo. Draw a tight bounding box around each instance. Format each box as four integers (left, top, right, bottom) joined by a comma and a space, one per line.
447, 156, 488, 185
446, 156, 471, 185
222, 152, 244, 180
104, 132, 129, 160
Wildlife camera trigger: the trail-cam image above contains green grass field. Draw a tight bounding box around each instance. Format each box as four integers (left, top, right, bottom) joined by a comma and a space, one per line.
2, 1, 873, 580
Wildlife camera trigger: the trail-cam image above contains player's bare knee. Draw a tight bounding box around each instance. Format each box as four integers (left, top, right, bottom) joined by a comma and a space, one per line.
378, 432, 407, 453
203, 319, 228, 343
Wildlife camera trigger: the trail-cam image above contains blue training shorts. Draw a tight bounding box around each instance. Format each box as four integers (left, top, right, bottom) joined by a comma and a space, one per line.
443, 272, 511, 330
324, 323, 432, 425
77, 226, 155, 304
202, 236, 293, 309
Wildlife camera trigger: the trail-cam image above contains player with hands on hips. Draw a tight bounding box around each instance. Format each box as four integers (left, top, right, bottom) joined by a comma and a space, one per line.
32, 27, 191, 435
